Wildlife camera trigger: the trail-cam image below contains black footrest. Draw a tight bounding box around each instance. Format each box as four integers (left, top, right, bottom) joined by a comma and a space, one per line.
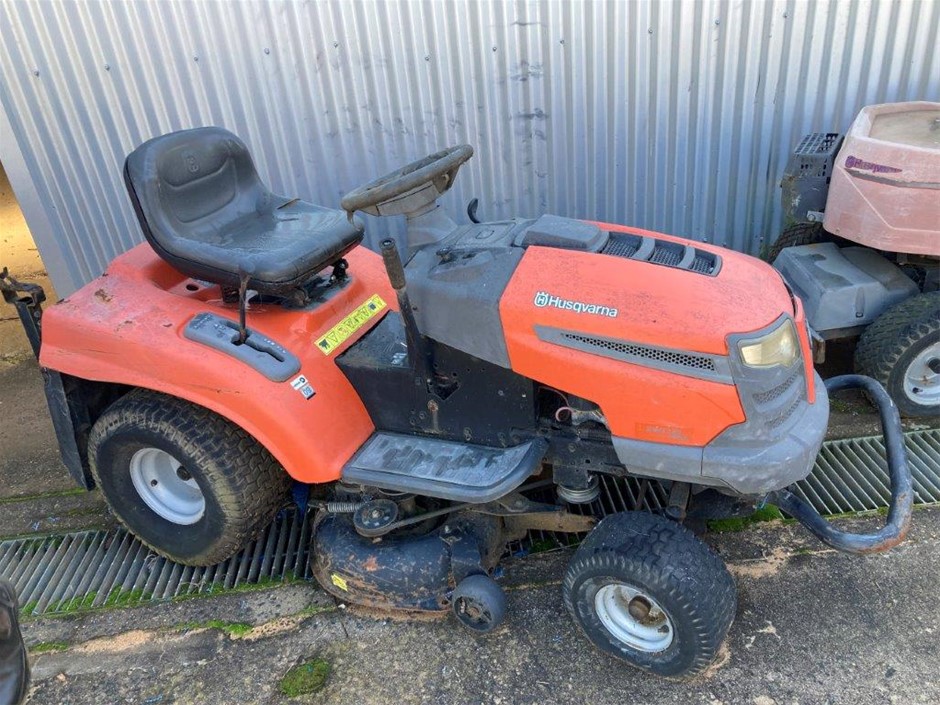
342, 433, 548, 503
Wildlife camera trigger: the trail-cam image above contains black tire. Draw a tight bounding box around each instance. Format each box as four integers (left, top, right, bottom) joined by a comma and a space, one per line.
451, 574, 507, 633
764, 222, 830, 263
854, 292, 940, 418
563, 511, 736, 679
88, 389, 291, 565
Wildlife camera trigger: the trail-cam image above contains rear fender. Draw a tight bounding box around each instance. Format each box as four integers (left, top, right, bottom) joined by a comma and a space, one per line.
38, 243, 394, 484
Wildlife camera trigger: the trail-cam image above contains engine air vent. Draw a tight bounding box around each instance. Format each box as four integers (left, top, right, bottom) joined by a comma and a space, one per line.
561, 332, 717, 371
602, 233, 720, 276
534, 326, 733, 383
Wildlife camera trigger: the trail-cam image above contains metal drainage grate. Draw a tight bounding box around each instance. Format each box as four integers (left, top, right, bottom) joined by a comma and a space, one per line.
0, 510, 310, 616
1, 430, 937, 615
793, 429, 940, 514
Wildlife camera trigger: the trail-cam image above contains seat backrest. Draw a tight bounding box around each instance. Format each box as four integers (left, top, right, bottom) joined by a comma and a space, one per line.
124, 127, 274, 253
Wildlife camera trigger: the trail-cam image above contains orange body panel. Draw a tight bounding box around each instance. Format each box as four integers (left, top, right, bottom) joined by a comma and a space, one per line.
499, 223, 800, 446
40, 242, 396, 483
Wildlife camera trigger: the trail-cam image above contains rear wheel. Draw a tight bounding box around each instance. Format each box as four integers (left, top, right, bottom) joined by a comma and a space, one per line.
563, 511, 736, 678
88, 389, 291, 565
855, 292, 940, 418
764, 222, 832, 263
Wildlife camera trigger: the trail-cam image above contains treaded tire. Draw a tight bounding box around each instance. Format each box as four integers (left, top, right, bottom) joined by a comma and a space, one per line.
88, 389, 291, 565
765, 222, 830, 263
563, 511, 736, 679
854, 292, 940, 418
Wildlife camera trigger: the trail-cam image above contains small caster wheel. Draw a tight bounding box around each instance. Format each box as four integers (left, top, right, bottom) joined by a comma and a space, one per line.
353, 498, 399, 537
451, 574, 506, 633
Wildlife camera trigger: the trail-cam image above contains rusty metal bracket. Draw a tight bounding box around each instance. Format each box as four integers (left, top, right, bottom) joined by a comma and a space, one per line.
0, 267, 46, 358
476, 488, 597, 533
503, 512, 596, 534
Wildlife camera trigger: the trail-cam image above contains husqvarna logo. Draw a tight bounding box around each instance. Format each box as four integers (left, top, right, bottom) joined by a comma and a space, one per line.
533, 291, 618, 318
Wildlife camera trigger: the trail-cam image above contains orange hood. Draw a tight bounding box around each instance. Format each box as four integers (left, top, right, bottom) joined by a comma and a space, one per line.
502, 223, 794, 357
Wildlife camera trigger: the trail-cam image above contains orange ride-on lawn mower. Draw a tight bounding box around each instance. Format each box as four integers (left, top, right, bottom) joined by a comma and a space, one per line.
1, 128, 914, 678
770, 102, 940, 418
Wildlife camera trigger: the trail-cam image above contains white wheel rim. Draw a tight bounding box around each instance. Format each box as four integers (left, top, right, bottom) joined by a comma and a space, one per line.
129, 447, 205, 525
903, 342, 940, 406
594, 583, 674, 653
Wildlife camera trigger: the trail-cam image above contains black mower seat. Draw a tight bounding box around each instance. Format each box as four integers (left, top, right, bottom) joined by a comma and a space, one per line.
123, 126, 363, 294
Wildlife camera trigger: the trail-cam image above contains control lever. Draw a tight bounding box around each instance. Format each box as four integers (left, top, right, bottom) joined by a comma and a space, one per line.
467, 197, 481, 224
236, 264, 255, 345
380, 239, 434, 384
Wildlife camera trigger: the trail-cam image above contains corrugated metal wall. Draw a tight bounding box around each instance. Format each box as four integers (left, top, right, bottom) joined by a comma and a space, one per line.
1, 0, 938, 296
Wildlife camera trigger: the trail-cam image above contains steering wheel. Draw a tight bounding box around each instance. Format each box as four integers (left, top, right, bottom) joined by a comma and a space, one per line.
341, 144, 473, 217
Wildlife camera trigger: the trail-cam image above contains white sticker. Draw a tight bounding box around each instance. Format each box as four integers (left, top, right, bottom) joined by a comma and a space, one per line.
289, 374, 315, 400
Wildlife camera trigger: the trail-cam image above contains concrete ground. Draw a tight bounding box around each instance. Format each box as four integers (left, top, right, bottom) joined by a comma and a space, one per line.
13, 512, 940, 705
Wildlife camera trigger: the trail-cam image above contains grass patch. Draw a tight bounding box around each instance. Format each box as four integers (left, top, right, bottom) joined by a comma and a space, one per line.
179, 619, 254, 637
29, 640, 69, 654
280, 658, 331, 697
830, 398, 864, 414
708, 504, 784, 533
103, 588, 148, 608
528, 537, 559, 554
21, 571, 304, 620
0, 488, 86, 505
296, 603, 337, 619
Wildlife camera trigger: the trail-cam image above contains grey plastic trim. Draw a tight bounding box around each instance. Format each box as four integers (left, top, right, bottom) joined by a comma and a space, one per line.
702, 372, 829, 494
610, 372, 829, 495
677, 245, 696, 269
610, 437, 706, 484
535, 325, 734, 384
183, 312, 301, 382
343, 433, 548, 503
516, 214, 609, 252
633, 236, 655, 261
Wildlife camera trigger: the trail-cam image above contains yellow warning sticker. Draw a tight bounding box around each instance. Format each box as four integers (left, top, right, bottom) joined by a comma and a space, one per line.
316, 294, 387, 355
331, 573, 349, 591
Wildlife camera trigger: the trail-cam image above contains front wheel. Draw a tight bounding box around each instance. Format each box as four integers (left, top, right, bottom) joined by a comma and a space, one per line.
563, 511, 736, 678
88, 389, 292, 565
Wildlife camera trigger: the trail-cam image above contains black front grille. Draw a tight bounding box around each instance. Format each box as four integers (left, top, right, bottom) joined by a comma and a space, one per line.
562, 332, 717, 371
767, 396, 803, 429
753, 368, 800, 405
603, 233, 719, 276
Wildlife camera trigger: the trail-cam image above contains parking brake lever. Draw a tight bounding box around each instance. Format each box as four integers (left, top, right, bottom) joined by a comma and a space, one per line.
236, 264, 255, 345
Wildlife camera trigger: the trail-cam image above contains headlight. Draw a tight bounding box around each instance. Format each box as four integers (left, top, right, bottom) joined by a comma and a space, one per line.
738, 319, 799, 368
